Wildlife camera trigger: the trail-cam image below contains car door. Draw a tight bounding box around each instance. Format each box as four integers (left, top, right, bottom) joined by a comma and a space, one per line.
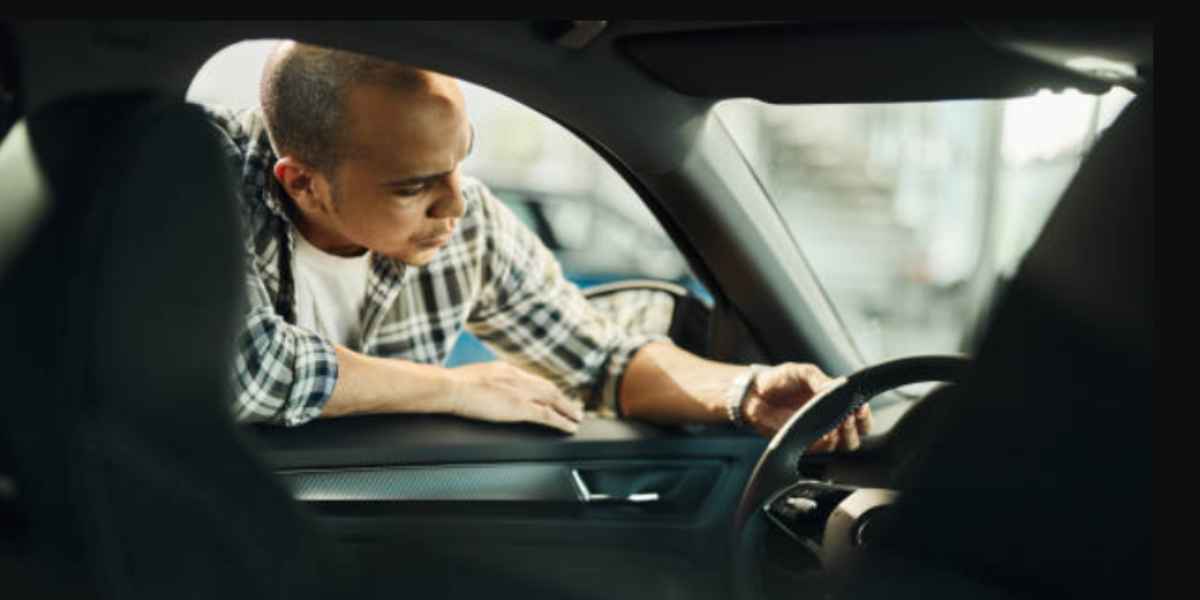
249, 412, 765, 599
185, 38, 769, 600
2, 18, 1152, 600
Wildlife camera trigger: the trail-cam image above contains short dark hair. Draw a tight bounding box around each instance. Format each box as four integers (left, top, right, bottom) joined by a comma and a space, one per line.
259, 42, 426, 173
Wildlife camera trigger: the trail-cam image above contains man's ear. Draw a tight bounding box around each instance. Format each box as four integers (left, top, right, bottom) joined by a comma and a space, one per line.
273, 157, 331, 214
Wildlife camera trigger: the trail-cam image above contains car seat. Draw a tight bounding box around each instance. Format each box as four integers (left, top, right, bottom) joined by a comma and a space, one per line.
840, 90, 1153, 599
0, 95, 361, 599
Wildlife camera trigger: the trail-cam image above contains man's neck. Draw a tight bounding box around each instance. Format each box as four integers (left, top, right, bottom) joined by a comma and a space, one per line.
282, 193, 369, 258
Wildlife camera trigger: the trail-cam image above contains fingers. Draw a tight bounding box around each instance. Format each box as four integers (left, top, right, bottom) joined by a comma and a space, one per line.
758, 363, 843, 412
526, 377, 583, 424
502, 366, 582, 428
455, 363, 583, 434
542, 386, 584, 423
838, 413, 861, 451
805, 364, 836, 390
855, 403, 873, 437
832, 403, 872, 451
747, 401, 791, 438
529, 381, 582, 433
806, 429, 840, 453
528, 401, 580, 434
800, 407, 870, 454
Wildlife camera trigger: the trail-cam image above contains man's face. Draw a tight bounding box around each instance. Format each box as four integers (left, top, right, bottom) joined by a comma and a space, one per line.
311, 78, 472, 266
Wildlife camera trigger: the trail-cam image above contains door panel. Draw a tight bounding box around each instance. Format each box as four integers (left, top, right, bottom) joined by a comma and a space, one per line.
283, 461, 722, 509
247, 416, 766, 600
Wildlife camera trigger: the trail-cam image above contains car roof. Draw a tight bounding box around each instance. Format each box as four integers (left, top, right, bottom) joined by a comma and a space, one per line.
6, 20, 1151, 126
2, 20, 1151, 181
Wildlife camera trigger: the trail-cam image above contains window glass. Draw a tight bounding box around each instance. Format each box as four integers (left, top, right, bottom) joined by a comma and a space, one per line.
188, 41, 707, 366
715, 87, 1135, 363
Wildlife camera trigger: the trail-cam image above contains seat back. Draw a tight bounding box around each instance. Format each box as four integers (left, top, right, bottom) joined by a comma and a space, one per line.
867, 91, 1153, 598
0, 95, 357, 599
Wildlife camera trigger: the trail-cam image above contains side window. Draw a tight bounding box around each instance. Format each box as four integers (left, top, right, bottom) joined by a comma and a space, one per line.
187, 41, 707, 366
455, 79, 707, 299
715, 87, 1135, 364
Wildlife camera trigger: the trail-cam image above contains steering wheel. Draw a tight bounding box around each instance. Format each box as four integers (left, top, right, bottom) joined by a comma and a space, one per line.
730, 355, 971, 600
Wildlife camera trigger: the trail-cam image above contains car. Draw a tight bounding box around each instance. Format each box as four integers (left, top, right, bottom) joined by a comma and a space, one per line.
0, 19, 1152, 600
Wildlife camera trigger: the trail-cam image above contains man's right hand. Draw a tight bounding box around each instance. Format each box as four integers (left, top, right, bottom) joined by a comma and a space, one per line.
447, 362, 583, 434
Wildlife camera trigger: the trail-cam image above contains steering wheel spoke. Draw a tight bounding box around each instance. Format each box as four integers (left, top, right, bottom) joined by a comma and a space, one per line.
762, 479, 901, 570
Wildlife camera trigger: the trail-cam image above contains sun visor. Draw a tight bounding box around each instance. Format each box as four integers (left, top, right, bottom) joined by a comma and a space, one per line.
618, 20, 1117, 104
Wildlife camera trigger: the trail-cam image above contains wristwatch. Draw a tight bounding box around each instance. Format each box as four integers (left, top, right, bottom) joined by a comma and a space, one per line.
725, 364, 767, 428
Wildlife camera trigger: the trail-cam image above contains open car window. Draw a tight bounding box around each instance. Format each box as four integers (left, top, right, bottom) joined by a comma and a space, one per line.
187, 40, 709, 369
715, 87, 1136, 364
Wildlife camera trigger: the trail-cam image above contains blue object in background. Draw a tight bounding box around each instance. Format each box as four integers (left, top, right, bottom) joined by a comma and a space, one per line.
445, 332, 497, 366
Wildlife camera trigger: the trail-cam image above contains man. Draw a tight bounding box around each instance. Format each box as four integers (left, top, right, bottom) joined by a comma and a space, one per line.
205, 41, 870, 449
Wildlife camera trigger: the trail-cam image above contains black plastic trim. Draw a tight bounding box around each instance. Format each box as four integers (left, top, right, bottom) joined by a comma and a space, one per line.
247, 414, 766, 472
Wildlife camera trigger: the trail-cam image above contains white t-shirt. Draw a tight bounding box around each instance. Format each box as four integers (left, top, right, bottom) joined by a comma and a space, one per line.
292, 231, 371, 348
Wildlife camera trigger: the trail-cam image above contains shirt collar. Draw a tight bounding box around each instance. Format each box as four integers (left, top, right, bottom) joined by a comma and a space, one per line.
241, 111, 292, 224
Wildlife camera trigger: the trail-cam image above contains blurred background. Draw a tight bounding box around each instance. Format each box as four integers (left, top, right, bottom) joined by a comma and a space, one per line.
189, 40, 1135, 366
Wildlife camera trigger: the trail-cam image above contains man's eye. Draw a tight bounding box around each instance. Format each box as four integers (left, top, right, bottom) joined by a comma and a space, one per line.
393, 184, 427, 197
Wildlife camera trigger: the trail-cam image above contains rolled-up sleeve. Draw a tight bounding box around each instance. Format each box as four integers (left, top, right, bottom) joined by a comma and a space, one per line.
203, 103, 338, 426
465, 185, 667, 416
233, 260, 339, 426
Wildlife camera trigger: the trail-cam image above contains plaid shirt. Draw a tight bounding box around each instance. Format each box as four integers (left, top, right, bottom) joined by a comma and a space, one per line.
203, 105, 662, 426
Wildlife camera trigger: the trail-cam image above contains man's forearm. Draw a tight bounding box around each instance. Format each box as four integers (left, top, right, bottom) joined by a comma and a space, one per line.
321, 341, 731, 425
316, 345, 583, 433
319, 345, 454, 417
618, 341, 871, 448
617, 341, 746, 425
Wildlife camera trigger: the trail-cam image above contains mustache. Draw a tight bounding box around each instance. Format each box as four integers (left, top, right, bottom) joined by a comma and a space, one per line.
414, 226, 456, 242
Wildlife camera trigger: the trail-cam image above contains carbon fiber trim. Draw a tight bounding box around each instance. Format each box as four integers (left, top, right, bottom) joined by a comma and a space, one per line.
281, 463, 577, 502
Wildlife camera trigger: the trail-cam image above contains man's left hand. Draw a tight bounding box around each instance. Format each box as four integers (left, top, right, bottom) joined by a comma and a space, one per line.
741, 363, 872, 451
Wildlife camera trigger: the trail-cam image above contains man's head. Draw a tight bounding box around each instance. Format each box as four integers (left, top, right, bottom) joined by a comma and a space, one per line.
260, 41, 471, 265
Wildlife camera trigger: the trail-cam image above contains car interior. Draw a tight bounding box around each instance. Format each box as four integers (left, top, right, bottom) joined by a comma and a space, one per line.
0, 19, 1152, 600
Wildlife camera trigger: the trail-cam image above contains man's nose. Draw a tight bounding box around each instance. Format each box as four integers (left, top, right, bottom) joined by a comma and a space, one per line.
429, 172, 465, 220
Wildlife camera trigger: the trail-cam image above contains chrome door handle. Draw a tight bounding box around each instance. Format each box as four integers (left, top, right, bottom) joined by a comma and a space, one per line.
570, 469, 659, 504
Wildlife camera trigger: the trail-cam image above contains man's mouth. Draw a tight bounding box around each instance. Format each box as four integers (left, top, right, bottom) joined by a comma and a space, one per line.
415, 231, 454, 247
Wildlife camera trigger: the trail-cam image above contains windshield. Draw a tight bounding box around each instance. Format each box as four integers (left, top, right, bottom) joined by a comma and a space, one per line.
715, 87, 1135, 363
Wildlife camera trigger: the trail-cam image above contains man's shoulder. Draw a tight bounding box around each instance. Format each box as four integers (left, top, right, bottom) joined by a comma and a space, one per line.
198, 103, 243, 147
459, 175, 490, 207
457, 175, 504, 226
452, 177, 551, 267
196, 103, 275, 166
195, 104, 283, 255
198, 103, 260, 140
457, 176, 538, 243
460, 176, 526, 221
